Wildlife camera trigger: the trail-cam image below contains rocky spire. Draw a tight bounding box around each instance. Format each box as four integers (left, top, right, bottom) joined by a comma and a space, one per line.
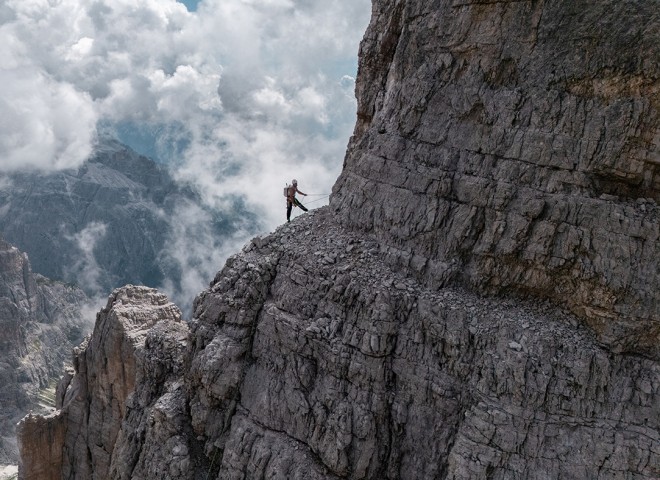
0, 237, 86, 464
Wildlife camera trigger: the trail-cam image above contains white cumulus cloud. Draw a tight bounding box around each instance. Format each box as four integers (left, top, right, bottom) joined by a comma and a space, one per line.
0, 0, 371, 303
65, 222, 108, 293
0, 66, 97, 172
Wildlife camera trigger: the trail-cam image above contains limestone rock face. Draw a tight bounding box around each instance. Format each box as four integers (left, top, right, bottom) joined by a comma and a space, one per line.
17, 0, 660, 479
17, 208, 660, 479
332, 0, 659, 357
17, 286, 186, 480
0, 238, 86, 464
15, 413, 66, 480
187, 211, 658, 479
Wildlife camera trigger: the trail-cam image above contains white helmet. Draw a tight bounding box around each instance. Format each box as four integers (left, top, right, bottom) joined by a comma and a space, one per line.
292, 179, 298, 185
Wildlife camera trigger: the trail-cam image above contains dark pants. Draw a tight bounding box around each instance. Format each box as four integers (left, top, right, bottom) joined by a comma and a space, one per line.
287, 197, 308, 221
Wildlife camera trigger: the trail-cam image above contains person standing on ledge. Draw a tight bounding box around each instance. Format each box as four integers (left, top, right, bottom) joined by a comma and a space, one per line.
286, 179, 308, 222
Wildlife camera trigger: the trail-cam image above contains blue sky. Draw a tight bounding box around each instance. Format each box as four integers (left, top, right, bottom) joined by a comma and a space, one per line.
177, 0, 201, 12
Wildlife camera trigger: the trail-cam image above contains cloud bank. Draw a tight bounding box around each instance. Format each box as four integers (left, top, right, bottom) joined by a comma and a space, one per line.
0, 0, 370, 309
0, 0, 370, 230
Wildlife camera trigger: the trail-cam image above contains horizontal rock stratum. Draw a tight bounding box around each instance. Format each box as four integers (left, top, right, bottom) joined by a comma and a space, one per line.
332, 0, 659, 357
18, 0, 659, 479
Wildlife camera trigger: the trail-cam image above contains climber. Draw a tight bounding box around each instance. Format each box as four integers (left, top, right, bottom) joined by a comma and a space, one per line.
285, 179, 308, 222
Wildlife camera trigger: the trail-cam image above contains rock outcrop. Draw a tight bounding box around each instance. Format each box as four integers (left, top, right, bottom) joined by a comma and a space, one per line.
18, 0, 659, 479
0, 238, 86, 464
185, 211, 658, 479
332, 0, 659, 357
17, 286, 186, 480
19, 210, 659, 479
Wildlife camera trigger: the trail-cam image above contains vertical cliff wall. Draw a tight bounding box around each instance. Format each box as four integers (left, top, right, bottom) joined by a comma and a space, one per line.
18, 1, 659, 479
184, 213, 658, 479
332, 0, 659, 356
0, 238, 86, 464
17, 286, 187, 480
